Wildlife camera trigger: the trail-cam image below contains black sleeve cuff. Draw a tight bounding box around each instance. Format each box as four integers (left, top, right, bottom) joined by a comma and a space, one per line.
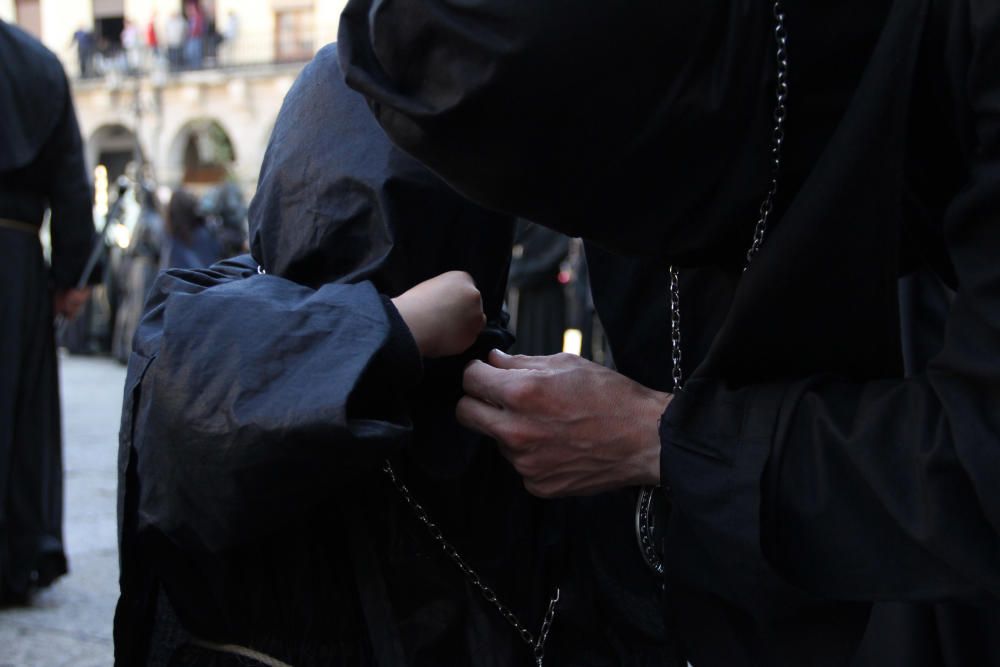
380, 295, 424, 381
658, 378, 796, 618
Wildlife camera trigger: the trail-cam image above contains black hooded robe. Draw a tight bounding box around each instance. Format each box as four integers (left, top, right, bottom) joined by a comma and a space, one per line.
0, 20, 95, 602
115, 47, 675, 667
338, 0, 1000, 664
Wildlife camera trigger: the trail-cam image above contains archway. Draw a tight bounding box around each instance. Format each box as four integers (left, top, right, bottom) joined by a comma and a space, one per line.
167, 118, 237, 187
88, 123, 142, 184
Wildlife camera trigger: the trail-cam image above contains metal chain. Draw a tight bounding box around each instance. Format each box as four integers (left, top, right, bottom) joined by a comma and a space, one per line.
382, 460, 560, 667
638, 0, 790, 577
635, 485, 664, 576
668, 265, 683, 392
745, 0, 790, 271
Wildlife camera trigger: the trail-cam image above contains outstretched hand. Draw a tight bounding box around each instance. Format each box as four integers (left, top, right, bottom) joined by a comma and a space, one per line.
457, 350, 670, 497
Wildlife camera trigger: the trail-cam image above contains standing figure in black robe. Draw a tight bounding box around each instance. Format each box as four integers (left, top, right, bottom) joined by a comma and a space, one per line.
508, 220, 570, 357
0, 20, 95, 604
161, 188, 222, 270
339, 1, 1000, 665
115, 46, 674, 666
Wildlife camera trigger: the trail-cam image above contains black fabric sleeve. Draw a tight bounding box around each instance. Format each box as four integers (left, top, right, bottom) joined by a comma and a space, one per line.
45, 76, 95, 290
129, 258, 423, 553
661, 4, 1000, 604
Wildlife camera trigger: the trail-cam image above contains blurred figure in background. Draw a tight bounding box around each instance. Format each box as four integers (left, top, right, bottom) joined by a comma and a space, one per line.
111, 175, 166, 363
162, 188, 220, 270
0, 20, 96, 604
198, 179, 248, 259
184, 1, 205, 69
70, 25, 95, 78
144, 13, 159, 68
120, 19, 140, 73
220, 10, 239, 65
507, 220, 570, 356
165, 12, 186, 71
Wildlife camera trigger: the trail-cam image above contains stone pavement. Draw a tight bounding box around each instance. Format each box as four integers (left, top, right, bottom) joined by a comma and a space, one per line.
1, 354, 126, 667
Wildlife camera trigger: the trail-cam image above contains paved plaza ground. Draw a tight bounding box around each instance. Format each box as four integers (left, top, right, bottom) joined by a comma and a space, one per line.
1, 354, 126, 667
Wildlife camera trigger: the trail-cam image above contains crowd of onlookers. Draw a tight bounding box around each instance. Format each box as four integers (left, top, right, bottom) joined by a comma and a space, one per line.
72, 2, 239, 79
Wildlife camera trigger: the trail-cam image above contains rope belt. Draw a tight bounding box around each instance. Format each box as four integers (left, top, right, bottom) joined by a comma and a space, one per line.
0, 218, 38, 235
188, 638, 294, 667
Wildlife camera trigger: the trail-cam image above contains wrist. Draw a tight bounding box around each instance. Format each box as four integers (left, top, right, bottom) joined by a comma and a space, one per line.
390, 294, 426, 356
632, 390, 671, 486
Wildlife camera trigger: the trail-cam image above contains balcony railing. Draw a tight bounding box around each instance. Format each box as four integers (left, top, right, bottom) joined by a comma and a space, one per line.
74, 30, 317, 81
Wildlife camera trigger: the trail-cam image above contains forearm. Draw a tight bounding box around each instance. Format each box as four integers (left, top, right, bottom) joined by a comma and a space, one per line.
130, 263, 423, 552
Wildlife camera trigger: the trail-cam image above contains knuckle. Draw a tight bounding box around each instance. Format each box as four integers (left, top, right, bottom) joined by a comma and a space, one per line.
525, 480, 555, 499
465, 286, 483, 305
553, 352, 578, 365
513, 453, 539, 478
498, 421, 534, 450
454, 396, 472, 422
506, 376, 537, 407
501, 425, 527, 448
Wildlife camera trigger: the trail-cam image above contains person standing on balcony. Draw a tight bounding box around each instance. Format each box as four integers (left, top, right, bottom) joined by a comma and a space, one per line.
121, 19, 140, 74
184, 1, 205, 70
220, 10, 238, 66
70, 25, 94, 78
165, 13, 185, 71
0, 20, 96, 605
145, 12, 159, 68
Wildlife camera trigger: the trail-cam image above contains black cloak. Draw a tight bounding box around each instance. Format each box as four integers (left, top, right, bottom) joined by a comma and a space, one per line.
0, 20, 95, 602
338, 1, 1000, 665
115, 47, 673, 666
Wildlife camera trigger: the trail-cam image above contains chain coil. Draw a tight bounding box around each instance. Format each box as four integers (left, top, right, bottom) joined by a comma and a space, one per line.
383, 461, 560, 666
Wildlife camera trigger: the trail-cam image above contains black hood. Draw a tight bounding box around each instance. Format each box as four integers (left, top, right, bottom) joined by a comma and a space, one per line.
338, 0, 891, 266
249, 45, 514, 318
0, 21, 67, 171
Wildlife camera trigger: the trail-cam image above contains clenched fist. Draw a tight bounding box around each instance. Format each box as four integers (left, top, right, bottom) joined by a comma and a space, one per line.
391, 271, 486, 358
54, 287, 92, 321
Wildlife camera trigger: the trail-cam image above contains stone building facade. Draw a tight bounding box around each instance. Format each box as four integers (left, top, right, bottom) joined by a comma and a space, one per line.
2, 0, 343, 195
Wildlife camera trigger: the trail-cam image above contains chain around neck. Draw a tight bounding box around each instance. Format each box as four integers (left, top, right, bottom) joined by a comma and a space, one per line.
638, 2, 790, 578
668, 0, 789, 392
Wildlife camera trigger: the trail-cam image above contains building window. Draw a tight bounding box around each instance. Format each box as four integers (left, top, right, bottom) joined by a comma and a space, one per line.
274, 8, 313, 62
93, 0, 125, 50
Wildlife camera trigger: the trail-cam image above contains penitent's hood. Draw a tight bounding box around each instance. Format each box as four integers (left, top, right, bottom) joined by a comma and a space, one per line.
0, 21, 68, 171
249, 45, 514, 319
337, 0, 893, 266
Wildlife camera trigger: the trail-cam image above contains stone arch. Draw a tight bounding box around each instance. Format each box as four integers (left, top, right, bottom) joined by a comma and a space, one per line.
165, 117, 238, 188
87, 123, 142, 183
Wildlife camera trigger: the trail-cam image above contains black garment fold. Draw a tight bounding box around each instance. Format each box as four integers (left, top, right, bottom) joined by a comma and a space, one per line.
0, 20, 95, 603
339, 0, 1000, 664
116, 46, 671, 666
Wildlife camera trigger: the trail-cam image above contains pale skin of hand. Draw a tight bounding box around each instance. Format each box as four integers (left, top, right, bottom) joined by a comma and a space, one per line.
457, 350, 672, 498
390, 270, 487, 359
53, 287, 92, 321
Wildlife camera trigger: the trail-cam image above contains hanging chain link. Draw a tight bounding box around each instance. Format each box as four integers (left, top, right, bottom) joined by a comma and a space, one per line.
637, 1, 790, 577
383, 461, 560, 666
668, 265, 684, 392
745, 1, 790, 271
